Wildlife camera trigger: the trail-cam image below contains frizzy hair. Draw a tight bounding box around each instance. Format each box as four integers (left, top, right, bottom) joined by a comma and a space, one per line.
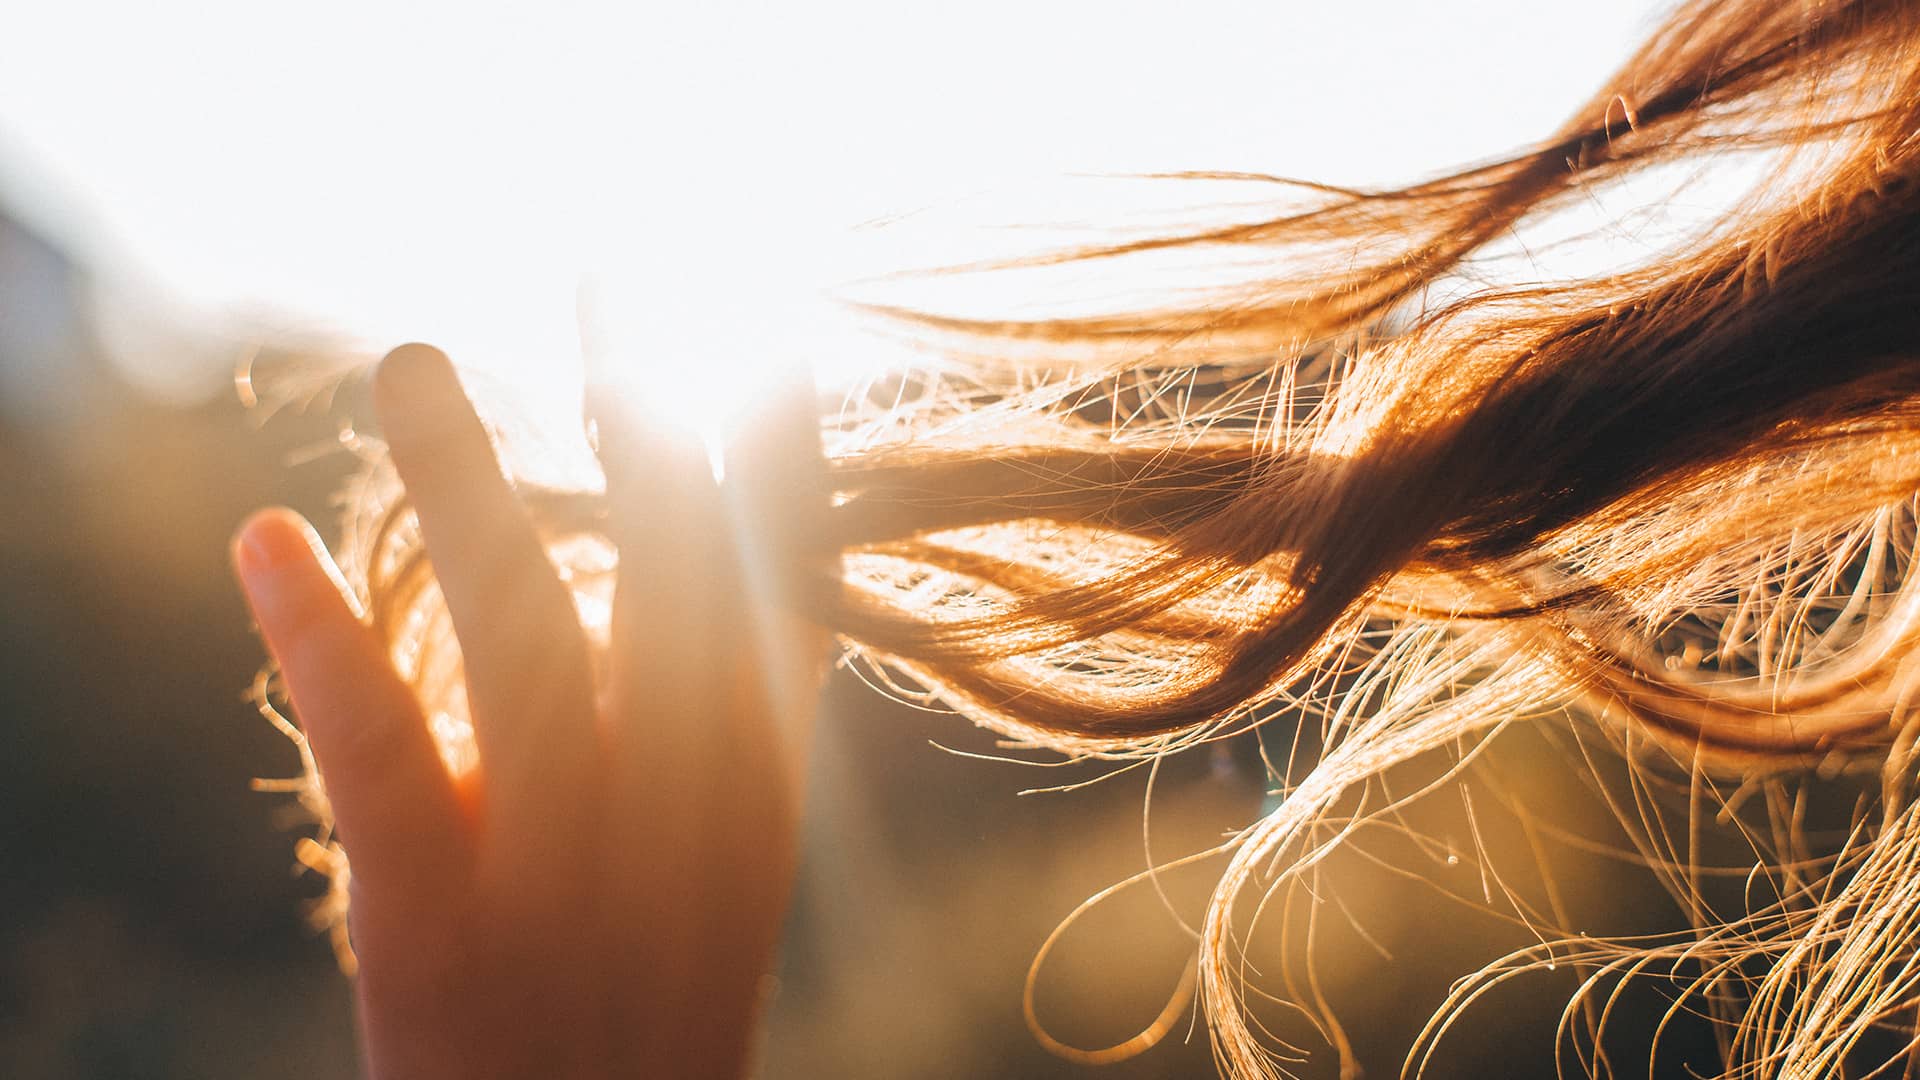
262, 0, 1920, 1075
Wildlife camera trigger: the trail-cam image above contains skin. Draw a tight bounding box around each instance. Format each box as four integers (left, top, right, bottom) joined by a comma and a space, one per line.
232, 344, 829, 1079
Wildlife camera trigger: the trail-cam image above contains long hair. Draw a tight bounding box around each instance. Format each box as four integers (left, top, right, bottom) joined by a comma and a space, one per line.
277, 0, 1920, 1075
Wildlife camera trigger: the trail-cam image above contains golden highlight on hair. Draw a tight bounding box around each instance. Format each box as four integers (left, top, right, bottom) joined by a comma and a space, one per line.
257, 0, 1920, 1075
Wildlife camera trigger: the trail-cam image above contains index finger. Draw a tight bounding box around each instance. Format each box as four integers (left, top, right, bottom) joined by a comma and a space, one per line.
233, 508, 471, 899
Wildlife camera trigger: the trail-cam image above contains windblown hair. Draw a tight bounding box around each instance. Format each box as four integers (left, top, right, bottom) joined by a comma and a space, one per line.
265, 0, 1920, 1075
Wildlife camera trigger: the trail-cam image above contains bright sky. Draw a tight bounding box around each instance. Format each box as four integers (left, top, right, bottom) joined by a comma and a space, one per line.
0, 1, 1671, 408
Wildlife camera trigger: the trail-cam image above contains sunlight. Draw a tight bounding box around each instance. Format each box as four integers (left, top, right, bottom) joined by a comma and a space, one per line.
0, 0, 1671, 436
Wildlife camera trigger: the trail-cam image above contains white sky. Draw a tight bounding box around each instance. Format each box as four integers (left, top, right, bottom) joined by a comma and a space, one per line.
0, 1, 1673, 406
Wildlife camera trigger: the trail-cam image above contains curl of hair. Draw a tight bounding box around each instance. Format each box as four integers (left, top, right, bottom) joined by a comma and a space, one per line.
289, 1, 1920, 1075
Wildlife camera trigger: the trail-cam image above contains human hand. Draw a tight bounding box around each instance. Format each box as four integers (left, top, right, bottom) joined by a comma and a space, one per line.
233, 344, 830, 1079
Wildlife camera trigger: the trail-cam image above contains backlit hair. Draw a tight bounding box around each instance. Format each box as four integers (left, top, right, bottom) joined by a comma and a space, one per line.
276, 0, 1920, 1075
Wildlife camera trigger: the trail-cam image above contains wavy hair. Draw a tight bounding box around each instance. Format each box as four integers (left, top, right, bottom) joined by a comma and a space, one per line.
262, 0, 1920, 1075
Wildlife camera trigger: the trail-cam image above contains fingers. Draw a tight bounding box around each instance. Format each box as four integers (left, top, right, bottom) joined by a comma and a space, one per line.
722, 369, 834, 614
593, 383, 738, 744
232, 508, 469, 896
592, 377, 820, 1074
373, 344, 599, 839
721, 372, 837, 782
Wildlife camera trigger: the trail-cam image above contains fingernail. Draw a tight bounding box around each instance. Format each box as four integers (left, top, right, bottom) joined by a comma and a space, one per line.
372, 343, 462, 431
233, 508, 316, 579
375, 342, 453, 393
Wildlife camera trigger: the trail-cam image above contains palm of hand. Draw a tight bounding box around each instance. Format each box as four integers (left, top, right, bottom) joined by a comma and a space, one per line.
235, 345, 827, 1079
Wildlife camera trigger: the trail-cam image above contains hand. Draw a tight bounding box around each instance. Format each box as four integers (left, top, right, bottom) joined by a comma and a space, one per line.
233, 344, 830, 1079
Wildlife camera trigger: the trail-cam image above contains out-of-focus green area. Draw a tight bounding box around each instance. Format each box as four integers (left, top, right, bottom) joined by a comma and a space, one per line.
0, 204, 1741, 1079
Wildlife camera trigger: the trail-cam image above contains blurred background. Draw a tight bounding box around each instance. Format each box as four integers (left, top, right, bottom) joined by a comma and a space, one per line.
0, 2, 1770, 1077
